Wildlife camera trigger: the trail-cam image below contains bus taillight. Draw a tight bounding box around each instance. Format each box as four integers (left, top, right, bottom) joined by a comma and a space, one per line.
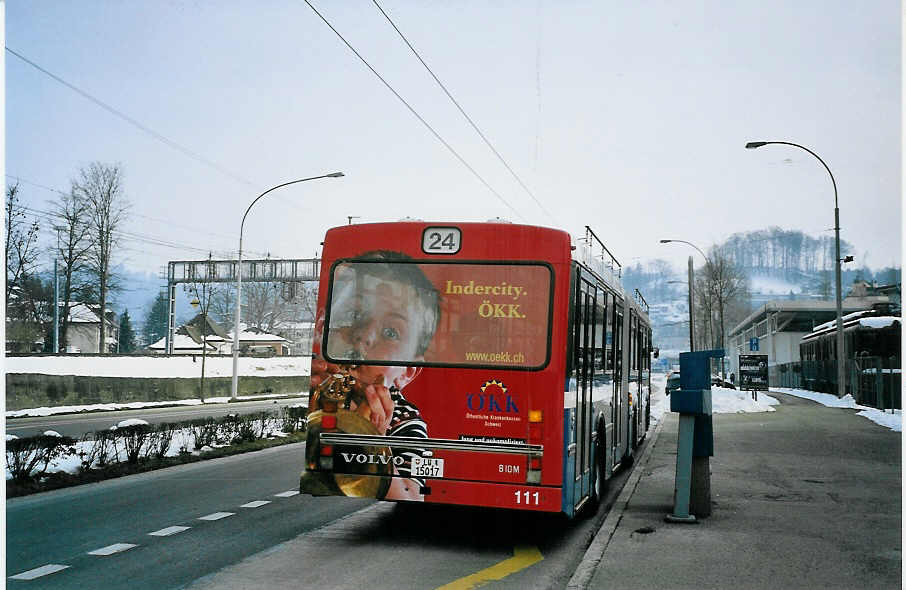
528, 410, 542, 483
319, 444, 334, 470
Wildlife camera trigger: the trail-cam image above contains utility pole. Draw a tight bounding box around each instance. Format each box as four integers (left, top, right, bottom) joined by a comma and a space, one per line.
53, 257, 59, 353
688, 256, 695, 352
52, 226, 63, 353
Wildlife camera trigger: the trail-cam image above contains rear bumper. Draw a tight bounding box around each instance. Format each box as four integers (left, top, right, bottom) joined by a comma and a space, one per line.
301, 470, 561, 513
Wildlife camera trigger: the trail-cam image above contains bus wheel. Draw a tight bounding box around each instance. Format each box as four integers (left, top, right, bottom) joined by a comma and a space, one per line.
584, 424, 606, 517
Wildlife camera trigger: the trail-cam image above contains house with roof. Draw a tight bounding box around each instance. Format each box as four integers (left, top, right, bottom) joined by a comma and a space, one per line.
230, 326, 291, 356
148, 316, 291, 356
148, 313, 231, 355
61, 303, 119, 354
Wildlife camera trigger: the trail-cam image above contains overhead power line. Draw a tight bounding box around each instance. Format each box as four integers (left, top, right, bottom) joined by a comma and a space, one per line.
16, 200, 270, 261
371, 0, 556, 222
5, 46, 260, 190
7, 174, 241, 245
302, 0, 524, 221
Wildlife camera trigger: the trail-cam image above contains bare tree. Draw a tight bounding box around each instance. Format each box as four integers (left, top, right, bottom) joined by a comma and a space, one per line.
5, 183, 46, 350
243, 281, 294, 334
695, 247, 750, 368
185, 256, 221, 403
5, 183, 41, 301
74, 163, 129, 353
208, 283, 237, 328
50, 187, 93, 351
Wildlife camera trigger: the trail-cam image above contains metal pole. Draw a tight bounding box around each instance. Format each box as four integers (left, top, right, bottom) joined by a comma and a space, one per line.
53, 257, 59, 353
834, 207, 845, 398
230, 172, 344, 401
688, 256, 695, 352
745, 141, 843, 397
231, 233, 243, 400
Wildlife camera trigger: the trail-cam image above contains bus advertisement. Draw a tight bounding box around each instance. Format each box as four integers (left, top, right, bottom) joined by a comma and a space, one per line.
300, 222, 651, 517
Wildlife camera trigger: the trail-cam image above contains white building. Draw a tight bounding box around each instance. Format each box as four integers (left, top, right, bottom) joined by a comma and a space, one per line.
727, 299, 880, 378
62, 303, 119, 354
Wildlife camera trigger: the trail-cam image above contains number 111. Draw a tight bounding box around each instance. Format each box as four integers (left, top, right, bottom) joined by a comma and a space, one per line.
514, 490, 540, 505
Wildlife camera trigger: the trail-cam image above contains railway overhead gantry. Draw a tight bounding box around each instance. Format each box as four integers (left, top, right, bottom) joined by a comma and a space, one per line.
164, 258, 320, 354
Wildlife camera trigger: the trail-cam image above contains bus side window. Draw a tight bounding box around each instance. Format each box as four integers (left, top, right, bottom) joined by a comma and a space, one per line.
605, 292, 614, 372
614, 305, 623, 384
594, 286, 607, 376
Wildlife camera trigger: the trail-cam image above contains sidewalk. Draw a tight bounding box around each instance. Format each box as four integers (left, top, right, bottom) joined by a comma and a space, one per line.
569, 392, 901, 589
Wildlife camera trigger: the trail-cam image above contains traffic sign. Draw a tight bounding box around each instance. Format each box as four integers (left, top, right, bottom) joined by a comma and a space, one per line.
739, 354, 769, 391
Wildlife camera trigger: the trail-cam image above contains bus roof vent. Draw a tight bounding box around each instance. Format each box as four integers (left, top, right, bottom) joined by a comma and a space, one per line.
486, 217, 513, 223
397, 217, 424, 222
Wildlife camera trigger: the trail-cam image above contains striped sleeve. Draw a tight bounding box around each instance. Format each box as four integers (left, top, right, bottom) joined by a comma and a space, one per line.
387, 392, 428, 487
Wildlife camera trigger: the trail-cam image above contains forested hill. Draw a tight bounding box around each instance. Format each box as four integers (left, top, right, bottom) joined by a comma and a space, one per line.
721, 227, 852, 280
623, 227, 901, 305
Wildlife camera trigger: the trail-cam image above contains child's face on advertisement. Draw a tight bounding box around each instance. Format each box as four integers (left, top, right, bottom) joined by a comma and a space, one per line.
325, 273, 425, 386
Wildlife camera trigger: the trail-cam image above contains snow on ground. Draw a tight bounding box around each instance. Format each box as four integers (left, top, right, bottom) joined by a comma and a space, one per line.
5, 355, 311, 378
6, 392, 309, 418
649, 373, 778, 427
772, 387, 902, 432
749, 274, 802, 295
652, 373, 899, 433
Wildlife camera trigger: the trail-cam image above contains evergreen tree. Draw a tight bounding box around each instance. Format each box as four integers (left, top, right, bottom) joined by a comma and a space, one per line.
119, 309, 136, 353
143, 293, 169, 346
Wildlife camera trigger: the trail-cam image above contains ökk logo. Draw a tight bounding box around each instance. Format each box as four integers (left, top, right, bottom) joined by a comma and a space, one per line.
466, 379, 519, 413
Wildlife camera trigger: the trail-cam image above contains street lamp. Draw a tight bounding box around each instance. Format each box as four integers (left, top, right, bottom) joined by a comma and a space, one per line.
231, 172, 344, 400
660, 239, 715, 352
746, 140, 844, 399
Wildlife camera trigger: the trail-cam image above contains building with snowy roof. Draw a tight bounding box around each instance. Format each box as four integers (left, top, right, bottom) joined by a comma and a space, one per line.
60, 303, 119, 354
148, 313, 231, 355
726, 282, 900, 379
229, 326, 291, 357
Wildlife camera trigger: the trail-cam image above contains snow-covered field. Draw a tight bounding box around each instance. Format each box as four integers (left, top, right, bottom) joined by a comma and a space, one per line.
5, 355, 311, 378
5, 393, 307, 418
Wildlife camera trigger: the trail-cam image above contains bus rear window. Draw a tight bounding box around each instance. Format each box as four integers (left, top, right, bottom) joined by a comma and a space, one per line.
323, 260, 552, 369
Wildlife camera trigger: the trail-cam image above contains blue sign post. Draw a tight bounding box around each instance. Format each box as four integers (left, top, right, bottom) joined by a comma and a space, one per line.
666, 349, 723, 523
749, 337, 759, 351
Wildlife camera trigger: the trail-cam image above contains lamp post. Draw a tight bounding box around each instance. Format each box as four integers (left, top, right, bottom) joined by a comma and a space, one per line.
660, 240, 715, 351
746, 141, 844, 399
231, 172, 344, 400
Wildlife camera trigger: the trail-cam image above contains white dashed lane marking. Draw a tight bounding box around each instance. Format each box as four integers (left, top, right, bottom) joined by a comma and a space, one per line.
149, 526, 191, 536
240, 500, 271, 508
10, 491, 298, 580
88, 543, 138, 556
198, 512, 235, 521
9, 564, 70, 580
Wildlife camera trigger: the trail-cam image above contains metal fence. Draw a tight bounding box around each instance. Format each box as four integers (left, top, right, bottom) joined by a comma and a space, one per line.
771, 357, 901, 411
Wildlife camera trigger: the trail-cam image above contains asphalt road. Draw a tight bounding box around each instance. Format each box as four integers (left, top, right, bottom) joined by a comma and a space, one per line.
6, 436, 643, 589
5, 397, 308, 439
6, 442, 371, 589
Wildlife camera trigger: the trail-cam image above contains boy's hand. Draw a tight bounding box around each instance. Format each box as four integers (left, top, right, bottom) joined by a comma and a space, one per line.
310, 358, 343, 390
311, 358, 395, 434
362, 382, 395, 435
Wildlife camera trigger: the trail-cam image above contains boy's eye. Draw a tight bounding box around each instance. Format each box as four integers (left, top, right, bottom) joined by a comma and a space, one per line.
382, 326, 400, 340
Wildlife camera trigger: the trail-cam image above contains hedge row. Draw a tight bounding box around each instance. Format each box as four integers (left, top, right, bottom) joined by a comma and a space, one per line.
6, 406, 309, 483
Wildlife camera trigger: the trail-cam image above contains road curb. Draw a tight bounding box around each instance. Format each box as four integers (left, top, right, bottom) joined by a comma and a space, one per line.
566, 414, 666, 590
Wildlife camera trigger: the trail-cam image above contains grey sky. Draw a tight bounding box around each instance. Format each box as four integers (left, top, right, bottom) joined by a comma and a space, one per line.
6, 1, 901, 275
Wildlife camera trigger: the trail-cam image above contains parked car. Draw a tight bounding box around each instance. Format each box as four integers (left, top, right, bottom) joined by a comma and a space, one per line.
665, 371, 681, 395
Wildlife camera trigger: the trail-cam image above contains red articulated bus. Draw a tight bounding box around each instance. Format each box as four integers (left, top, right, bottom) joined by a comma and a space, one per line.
300, 221, 652, 517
